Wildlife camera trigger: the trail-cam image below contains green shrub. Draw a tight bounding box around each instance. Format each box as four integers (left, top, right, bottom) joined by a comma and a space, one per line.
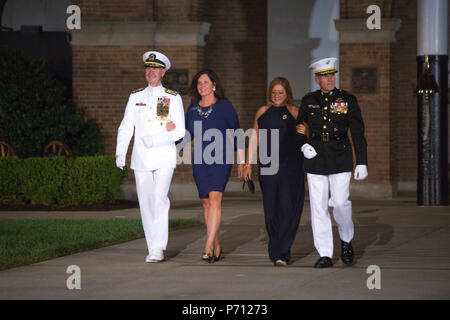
0, 156, 128, 205
0, 45, 103, 157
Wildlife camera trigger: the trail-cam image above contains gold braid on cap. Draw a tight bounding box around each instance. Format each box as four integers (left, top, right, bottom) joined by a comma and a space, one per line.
315, 68, 337, 75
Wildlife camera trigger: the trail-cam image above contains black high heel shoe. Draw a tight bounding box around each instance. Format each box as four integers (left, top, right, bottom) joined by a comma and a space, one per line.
213, 247, 222, 262
202, 252, 214, 263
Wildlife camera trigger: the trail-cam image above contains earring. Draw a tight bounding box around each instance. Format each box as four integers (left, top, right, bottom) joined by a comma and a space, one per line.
213, 88, 216, 91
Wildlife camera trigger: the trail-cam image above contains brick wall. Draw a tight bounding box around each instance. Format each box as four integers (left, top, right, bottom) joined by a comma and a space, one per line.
390, 0, 418, 186
154, 0, 202, 21
201, 0, 267, 181
71, 0, 267, 184
73, 0, 154, 21
73, 0, 205, 22
202, 0, 267, 131
341, 0, 392, 18
71, 1, 211, 183
339, 43, 391, 183
339, 0, 418, 193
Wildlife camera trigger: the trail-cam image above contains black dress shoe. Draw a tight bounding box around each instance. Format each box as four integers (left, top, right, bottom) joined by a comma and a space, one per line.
341, 241, 354, 265
314, 257, 333, 268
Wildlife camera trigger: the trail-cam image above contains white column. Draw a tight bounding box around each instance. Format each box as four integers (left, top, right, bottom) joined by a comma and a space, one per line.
417, 0, 448, 55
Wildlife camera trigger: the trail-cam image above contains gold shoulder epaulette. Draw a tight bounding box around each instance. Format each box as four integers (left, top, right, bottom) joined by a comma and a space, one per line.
131, 87, 146, 94
165, 88, 178, 96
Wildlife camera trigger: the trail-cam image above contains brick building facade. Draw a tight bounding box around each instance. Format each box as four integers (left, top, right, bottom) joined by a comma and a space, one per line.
70, 0, 266, 193
68, 0, 431, 198
336, 0, 419, 196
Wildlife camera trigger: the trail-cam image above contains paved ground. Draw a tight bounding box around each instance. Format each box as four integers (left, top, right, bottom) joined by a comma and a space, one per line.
0, 191, 449, 300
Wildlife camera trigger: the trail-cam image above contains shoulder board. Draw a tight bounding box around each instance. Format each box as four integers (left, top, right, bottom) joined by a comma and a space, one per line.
131, 87, 146, 94
165, 89, 178, 96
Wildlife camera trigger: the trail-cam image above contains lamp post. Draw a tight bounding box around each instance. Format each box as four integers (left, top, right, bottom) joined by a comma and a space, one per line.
416, 0, 449, 206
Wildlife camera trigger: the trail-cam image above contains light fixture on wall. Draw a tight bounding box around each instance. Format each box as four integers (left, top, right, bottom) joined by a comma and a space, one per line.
416, 55, 440, 141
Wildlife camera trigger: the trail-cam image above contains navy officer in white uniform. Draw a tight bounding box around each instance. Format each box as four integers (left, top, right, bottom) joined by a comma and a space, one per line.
115, 51, 185, 263
296, 57, 368, 268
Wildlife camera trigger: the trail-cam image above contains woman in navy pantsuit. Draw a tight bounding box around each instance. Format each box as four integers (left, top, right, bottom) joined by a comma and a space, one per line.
243, 77, 305, 266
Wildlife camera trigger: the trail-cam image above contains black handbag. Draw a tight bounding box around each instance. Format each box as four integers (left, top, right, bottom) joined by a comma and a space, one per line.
242, 179, 255, 194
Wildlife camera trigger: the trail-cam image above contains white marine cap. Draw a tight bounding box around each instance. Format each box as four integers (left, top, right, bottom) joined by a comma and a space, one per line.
142, 50, 171, 70
309, 57, 338, 75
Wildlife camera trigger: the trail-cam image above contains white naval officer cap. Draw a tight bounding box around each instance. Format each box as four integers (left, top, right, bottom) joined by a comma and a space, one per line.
142, 50, 171, 70
309, 57, 338, 76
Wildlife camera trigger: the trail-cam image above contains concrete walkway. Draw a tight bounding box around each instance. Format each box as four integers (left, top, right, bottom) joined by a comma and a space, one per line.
0, 192, 449, 300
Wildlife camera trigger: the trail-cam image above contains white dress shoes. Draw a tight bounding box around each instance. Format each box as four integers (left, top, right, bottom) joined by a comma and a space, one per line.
145, 251, 165, 263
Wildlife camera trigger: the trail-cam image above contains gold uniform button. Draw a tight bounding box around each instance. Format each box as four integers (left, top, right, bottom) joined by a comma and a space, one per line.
324, 107, 328, 110
325, 98, 328, 101
323, 125, 327, 129
323, 117, 327, 120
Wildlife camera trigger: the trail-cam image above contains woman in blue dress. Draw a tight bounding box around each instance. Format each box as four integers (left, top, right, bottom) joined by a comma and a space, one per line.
243, 77, 305, 266
185, 69, 245, 263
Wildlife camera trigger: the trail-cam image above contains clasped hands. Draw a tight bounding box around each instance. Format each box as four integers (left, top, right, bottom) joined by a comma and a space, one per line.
141, 120, 176, 148
116, 121, 176, 170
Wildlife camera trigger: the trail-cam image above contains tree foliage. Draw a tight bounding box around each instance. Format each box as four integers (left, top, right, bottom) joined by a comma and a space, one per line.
0, 45, 103, 157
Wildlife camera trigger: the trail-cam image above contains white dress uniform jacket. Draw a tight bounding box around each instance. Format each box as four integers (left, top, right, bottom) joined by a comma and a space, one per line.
116, 85, 185, 171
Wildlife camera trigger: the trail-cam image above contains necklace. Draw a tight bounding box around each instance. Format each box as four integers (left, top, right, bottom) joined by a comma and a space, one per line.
196, 103, 215, 118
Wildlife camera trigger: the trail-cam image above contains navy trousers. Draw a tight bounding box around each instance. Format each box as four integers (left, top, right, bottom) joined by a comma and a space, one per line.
259, 158, 304, 263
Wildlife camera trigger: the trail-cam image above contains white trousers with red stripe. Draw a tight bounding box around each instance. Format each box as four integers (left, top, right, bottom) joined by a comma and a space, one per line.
307, 172, 353, 258
135, 168, 174, 256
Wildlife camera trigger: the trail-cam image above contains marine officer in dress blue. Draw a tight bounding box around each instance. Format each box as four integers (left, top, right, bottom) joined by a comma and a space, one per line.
296, 57, 368, 268
116, 51, 185, 263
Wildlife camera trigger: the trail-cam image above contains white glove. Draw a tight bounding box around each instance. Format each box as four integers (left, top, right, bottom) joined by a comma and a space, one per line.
301, 144, 317, 159
116, 155, 125, 170
141, 136, 153, 148
354, 165, 368, 180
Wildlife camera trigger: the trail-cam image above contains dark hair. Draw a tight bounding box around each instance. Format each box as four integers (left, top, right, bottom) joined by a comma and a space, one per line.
267, 77, 294, 105
189, 69, 226, 106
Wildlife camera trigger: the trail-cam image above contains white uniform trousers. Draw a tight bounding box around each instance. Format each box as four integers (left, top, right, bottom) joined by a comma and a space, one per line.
307, 172, 353, 258
135, 168, 174, 256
